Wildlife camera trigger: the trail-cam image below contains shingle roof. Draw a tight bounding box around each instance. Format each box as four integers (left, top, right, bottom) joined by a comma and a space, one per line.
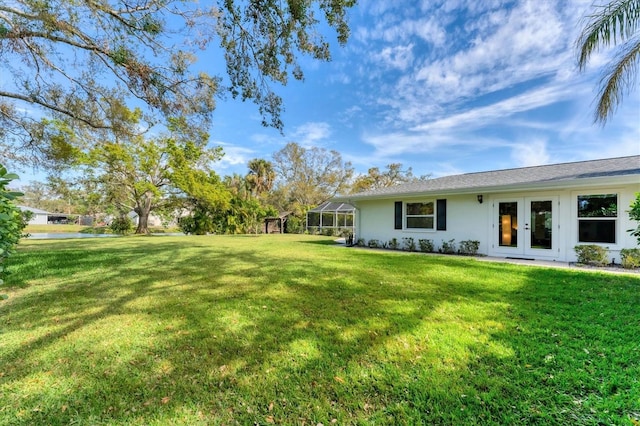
17, 205, 52, 215
346, 156, 640, 199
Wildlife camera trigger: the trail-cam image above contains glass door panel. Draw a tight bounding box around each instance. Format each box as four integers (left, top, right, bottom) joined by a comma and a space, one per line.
529, 200, 552, 250
498, 202, 518, 247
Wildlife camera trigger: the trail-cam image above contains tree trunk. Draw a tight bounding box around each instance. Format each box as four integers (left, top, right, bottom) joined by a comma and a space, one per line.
135, 197, 153, 234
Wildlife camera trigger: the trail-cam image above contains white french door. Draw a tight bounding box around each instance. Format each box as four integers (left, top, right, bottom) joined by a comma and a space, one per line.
494, 197, 558, 258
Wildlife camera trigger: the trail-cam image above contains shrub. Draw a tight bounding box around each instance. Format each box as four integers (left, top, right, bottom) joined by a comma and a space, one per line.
0, 165, 27, 287
459, 240, 480, 255
339, 228, 352, 237
418, 239, 434, 253
440, 239, 456, 254
574, 245, 609, 266
356, 238, 366, 247
628, 193, 640, 245
620, 248, 640, 269
322, 227, 336, 237
402, 237, 416, 252
286, 216, 304, 234
110, 216, 134, 235
388, 238, 400, 250
367, 239, 381, 248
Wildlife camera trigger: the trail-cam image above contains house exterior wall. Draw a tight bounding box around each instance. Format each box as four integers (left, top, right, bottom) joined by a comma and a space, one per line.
29, 213, 49, 225
352, 181, 639, 263
355, 194, 487, 252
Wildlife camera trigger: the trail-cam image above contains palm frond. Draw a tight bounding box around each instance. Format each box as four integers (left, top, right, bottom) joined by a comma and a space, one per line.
577, 0, 640, 70
595, 36, 640, 123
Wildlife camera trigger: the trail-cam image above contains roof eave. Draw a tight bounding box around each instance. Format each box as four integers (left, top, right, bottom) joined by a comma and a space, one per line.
333, 174, 640, 203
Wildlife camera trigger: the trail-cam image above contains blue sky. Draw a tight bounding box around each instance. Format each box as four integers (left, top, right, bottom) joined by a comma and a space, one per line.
13, 0, 640, 185
207, 0, 640, 179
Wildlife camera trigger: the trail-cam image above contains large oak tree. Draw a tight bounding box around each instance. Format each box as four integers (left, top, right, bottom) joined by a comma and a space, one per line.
272, 142, 353, 212
0, 0, 356, 160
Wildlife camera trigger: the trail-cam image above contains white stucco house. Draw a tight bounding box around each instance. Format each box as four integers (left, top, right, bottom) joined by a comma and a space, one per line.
334, 156, 640, 263
18, 206, 50, 225
17, 206, 75, 225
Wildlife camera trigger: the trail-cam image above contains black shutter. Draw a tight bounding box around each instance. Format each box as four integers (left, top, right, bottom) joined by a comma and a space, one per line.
437, 199, 447, 230
394, 201, 403, 229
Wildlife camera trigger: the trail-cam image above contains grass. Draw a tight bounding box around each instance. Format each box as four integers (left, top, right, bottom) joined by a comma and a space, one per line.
1, 234, 639, 425
24, 224, 181, 234
24, 224, 90, 233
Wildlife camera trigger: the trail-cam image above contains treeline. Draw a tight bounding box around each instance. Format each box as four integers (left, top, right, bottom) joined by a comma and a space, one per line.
17, 133, 428, 235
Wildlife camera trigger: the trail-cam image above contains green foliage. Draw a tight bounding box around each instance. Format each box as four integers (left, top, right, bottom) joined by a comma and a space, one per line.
350, 163, 431, 194
367, 239, 381, 248
0, 164, 26, 286
459, 240, 480, 256
418, 238, 434, 253
272, 142, 354, 208
627, 192, 640, 244
574, 244, 609, 266
402, 237, 416, 252
388, 238, 400, 250
2, 0, 355, 148
440, 239, 456, 254
620, 248, 640, 269
321, 228, 333, 236
246, 158, 276, 199
285, 215, 304, 234
109, 216, 133, 235
577, 0, 640, 123
179, 203, 216, 235
64, 112, 230, 235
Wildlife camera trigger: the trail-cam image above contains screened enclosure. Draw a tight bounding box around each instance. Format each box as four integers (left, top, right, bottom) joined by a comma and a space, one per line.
306, 202, 356, 234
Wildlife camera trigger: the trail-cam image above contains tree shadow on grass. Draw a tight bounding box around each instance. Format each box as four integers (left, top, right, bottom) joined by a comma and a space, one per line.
1, 237, 638, 424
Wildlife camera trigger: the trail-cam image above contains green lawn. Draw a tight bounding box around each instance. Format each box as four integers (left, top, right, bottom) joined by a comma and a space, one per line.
24, 224, 90, 233
1, 235, 639, 425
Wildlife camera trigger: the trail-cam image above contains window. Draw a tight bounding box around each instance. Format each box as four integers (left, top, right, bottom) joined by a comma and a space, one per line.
307, 212, 320, 227
406, 201, 434, 229
577, 194, 617, 244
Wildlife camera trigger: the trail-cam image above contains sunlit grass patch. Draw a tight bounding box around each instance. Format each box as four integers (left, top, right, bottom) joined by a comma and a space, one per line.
1, 234, 639, 425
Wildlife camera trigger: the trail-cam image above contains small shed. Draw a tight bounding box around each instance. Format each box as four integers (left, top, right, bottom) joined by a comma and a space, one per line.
306, 202, 356, 233
264, 212, 292, 234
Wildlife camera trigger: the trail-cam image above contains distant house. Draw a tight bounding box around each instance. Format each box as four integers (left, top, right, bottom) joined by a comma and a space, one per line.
18, 206, 50, 225
18, 206, 75, 225
333, 156, 640, 263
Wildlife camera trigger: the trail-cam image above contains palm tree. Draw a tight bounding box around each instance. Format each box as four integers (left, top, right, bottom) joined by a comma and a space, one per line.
577, 0, 640, 124
246, 158, 276, 198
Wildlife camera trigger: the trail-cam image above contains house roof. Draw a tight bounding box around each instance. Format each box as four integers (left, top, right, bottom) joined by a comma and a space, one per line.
17, 205, 52, 215
308, 201, 356, 213
341, 155, 640, 200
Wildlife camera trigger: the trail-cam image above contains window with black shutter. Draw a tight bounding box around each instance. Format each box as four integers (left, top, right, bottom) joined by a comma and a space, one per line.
437, 199, 447, 231
394, 201, 403, 229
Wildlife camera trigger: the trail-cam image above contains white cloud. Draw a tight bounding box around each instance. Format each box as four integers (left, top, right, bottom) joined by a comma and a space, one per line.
410, 81, 579, 134
510, 138, 550, 167
372, 44, 415, 71
290, 122, 332, 147
414, 1, 568, 102
215, 142, 255, 171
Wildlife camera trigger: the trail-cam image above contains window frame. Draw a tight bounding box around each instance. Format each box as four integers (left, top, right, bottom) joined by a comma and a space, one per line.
576, 193, 618, 245
404, 200, 436, 231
